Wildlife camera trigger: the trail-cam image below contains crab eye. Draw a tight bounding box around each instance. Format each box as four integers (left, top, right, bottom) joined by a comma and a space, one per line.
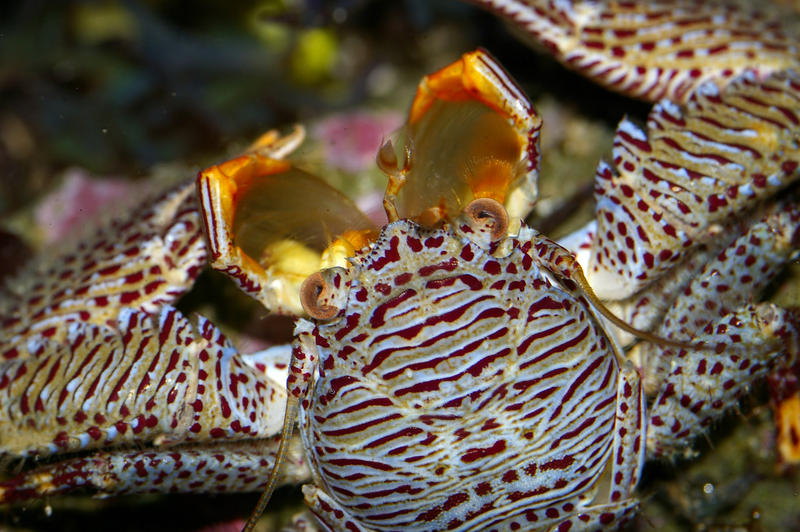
300, 271, 340, 320
464, 197, 509, 241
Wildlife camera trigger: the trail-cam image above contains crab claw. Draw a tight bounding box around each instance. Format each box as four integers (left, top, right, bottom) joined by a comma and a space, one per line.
380, 49, 541, 228
197, 152, 376, 316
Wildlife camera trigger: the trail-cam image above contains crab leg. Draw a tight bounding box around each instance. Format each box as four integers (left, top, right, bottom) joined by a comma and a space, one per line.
0, 437, 309, 504
0, 306, 299, 502
1, 306, 287, 459
1, 182, 206, 360
471, 0, 798, 103
635, 199, 800, 457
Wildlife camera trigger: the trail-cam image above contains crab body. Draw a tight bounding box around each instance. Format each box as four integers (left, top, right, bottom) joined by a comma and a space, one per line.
294, 221, 643, 530
2, 1, 800, 530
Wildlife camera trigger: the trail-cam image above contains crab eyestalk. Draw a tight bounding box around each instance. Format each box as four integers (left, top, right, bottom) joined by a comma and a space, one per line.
244, 268, 347, 532
299, 269, 347, 320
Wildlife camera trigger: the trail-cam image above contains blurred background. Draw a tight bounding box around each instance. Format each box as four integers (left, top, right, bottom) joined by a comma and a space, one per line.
1, 1, 800, 531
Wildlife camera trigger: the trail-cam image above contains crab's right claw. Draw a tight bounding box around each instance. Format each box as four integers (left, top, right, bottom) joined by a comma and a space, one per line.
197, 153, 376, 316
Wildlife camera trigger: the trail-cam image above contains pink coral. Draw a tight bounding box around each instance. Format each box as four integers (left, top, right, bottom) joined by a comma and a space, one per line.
313, 110, 402, 174
34, 169, 140, 244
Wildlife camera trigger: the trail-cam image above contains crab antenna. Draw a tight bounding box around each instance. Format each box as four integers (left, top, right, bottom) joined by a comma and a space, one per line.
377, 138, 410, 223
242, 395, 300, 532
567, 262, 699, 352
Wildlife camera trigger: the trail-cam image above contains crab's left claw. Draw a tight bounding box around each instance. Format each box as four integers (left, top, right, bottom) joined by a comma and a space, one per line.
380, 49, 542, 229
197, 151, 376, 316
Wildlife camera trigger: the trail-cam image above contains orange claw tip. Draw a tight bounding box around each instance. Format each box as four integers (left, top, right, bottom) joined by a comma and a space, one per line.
409, 49, 534, 127
777, 392, 800, 464
386, 48, 542, 227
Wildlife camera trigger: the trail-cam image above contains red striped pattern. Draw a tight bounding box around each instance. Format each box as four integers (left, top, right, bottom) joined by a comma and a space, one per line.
298, 221, 621, 529
0, 182, 206, 360
587, 71, 800, 299
473, 0, 799, 103
1, 307, 286, 459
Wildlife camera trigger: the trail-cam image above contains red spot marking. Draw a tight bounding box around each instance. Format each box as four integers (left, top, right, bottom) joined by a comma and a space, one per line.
475, 482, 492, 496
502, 469, 518, 482
406, 236, 422, 252
131, 415, 146, 434
98, 264, 121, 276
540, 455, 575, 471
419, 258, 458, 276
144, 280, 164, 294
394, 272, 413, 285
461, 440, 506, 463
124, 271, 144, 284
443, 492, 468, 511
708, 194, 728, 212
119, 290, 140, 304
424, 235, 444, 248
369, 236, 400, 271
483, 260, 502, 275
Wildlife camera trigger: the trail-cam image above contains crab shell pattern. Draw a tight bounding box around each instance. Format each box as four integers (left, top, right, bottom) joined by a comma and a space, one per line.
293, 217, 645, 530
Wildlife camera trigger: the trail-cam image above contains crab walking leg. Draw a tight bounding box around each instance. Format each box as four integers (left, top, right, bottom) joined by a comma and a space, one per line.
0, 181, 207, 360
0, 438, 309, 503
470, 0, 799, 103
608, 363, 645, 505
585, 72, 800, 300
635, 201, 800, 457
545, 363, 644, 532
303, 486, 369, 532
278, 511, 322, 532
645, 303, 800, 458
1, 307, 287, 471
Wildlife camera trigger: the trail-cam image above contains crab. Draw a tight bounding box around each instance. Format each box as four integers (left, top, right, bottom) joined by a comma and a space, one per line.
2, 0, 800, 531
